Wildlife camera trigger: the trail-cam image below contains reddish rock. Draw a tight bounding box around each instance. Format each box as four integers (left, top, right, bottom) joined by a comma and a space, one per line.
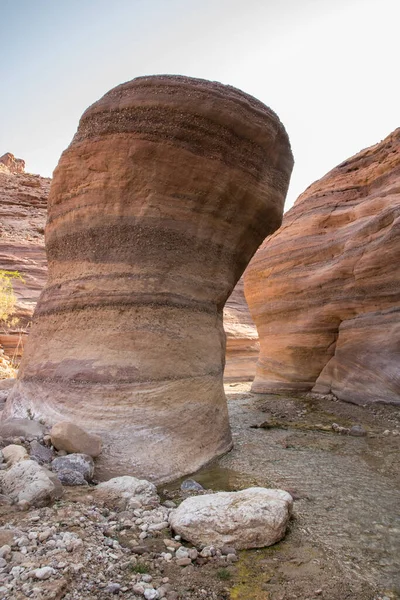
245, 128, 400, 405
223, 277, 259, 381
0, 153, 25, 174
5, 75, 293, 482
0, 158, 50, 362
0, 163, 257, 378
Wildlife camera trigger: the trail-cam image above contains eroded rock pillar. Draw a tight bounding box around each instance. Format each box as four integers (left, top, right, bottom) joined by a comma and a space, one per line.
5, 75, 293, 482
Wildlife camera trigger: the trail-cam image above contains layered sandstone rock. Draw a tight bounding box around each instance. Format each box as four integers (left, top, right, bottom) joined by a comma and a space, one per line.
0, 157, 50, 362
5, 75, 293, 481
0, 161, 257, 379
245, 128, 400, 405
223, 277, 259, 381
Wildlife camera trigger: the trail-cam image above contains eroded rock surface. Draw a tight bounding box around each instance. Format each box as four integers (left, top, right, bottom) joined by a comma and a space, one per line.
0, 154, 50, 362
5, 75, 293, 481
223, 277, 259, 381
245, 128, 400, 404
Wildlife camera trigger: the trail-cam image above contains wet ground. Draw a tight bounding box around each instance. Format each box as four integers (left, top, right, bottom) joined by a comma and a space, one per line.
163, 383, 400, 600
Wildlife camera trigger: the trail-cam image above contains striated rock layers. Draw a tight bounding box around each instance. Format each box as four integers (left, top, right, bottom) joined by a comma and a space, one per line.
5, 75, 293, 481
0, 155, 50, 362
245, 128, 400, 405
0, 159, 256, 377
223, 277, 259, 381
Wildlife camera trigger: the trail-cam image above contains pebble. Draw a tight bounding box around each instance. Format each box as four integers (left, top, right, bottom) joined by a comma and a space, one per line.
34, 566, 55, 580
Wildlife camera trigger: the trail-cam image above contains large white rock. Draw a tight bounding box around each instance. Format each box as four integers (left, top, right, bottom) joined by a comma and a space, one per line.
0, 460, 63, 507
169, 487, 293, 549
94, 476, 159, 509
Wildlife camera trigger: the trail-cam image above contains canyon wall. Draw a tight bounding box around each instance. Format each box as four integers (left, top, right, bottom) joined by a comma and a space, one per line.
5, 75, 293, 481
245, 128, 400, 405
0, 154, 50, 363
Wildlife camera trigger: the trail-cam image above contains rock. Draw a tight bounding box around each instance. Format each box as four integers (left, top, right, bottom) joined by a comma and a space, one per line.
0, 419, 46, 439
144, 589, 159, 600
245, 128, 400, 405
349, 425, 367, 437
5, 75, 293, 483
224, 277, 260, 381
55, 468, 88, 486
30, 440, 55, 464
0, 459, 63, 507
33, 566, 55, 580
50, 422, 102, 457
0, 153, 25, 174
0, 164, 50, 363
0, 379, 15, 404
51, 453, 94, 481
95, 476, 159, 509
176, 557, 192, 566
180, 479, 204, 493
2, 444, 29, 465
106, 582, 121, 594
169, 487, 293, 549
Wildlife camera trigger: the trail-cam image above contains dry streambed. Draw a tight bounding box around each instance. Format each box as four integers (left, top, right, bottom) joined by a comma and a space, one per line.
0, 382, 399, 600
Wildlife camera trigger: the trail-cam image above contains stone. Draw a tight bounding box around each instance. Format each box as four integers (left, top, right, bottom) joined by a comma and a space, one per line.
0, 379, 15, 404
169, 487, 293, 549
0, 164, 50, 364
349, 425, 367, 437
50, 422, 102, 457
0, 459, 63, 507
94, 476, 159, 508
0, 419, 46, 439
245, 128, 400, 405
2, 444, 29, 465
180, 479, 204, 493
0, 153, 25, 174
55, 469, 88, 486
30, 440, 55, 464
176, 557, 192, 566
5, 75, 293, 483
224, 277, 260, 381
51, 453, 94, 481
144, 589, 159, 600
33, 566, 55, 580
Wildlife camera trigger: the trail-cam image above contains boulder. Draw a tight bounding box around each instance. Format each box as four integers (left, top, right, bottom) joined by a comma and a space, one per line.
245, 128, 400, 404
169, 487, 293, 549
0, 460, 63, 507
0, 418, 46, 439
2, 444, 29, 465
50, 422, 101, 457
51, 453, 94, 482
5, 75, 293, 482
55, 469, 88, 486
29, 440, 55, 465
95, 476, 159, 509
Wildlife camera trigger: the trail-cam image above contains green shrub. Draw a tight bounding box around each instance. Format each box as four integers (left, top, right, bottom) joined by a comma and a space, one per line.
0, 270, 23, 324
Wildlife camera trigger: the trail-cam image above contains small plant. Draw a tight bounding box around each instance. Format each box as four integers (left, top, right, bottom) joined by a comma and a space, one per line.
216, 568, 232, 581
130, 563, 148, 574
0, 270, 24, 325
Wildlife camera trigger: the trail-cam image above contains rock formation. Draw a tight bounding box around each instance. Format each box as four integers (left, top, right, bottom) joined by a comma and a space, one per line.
0, 162, 257, 379
5, 75, 293, 482
245, 128, 400, 405
0, 156, 50, 362
223, 277, 259, 381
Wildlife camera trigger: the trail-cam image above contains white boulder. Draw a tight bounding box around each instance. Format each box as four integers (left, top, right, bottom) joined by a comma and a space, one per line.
0, 460, 63, 507
95, 476, 159, 509
169, 487, 293, 549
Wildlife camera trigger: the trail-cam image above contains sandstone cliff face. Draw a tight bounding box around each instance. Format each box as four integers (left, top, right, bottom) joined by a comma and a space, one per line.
0, 157, 50, 362
245, 128, 400, 405
223, 277, 259, 381
5, 75, 293, 482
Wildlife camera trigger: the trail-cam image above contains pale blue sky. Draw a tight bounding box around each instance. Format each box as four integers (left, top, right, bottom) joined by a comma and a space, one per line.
1, 0, 399, 210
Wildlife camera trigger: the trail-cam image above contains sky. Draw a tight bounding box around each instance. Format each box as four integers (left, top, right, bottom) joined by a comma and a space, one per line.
0, 0, 399, 211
